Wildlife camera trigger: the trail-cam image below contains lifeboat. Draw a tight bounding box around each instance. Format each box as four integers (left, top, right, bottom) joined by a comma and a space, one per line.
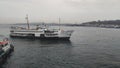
0, 35, 14, 63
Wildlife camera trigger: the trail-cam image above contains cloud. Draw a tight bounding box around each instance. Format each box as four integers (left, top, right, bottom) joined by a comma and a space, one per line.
0, 0, 120, 23
63, 0, 120, 20
64, 0, 120, 9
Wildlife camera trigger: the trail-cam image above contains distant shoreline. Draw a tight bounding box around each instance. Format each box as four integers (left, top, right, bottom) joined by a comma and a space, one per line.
1, 19, 120, 29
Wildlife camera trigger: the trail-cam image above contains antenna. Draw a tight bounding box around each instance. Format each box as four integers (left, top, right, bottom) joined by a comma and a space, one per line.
26, 14, 30, 29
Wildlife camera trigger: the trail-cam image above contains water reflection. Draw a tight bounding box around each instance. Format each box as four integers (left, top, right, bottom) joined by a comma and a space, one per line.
6, 38, 75, 68
39, 39, 71, 45
0, 52, 14, 68
10, 38, 72, 48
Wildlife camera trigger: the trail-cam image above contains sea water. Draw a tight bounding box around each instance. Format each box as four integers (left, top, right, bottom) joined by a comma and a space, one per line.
0, 24, 120, 68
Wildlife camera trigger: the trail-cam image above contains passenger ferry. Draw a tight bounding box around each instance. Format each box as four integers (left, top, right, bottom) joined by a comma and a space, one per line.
10, 15, 74, 40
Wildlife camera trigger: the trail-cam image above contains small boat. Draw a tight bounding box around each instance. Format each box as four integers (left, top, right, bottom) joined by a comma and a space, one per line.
10, 15, 74, 40
0, 35, 14, 63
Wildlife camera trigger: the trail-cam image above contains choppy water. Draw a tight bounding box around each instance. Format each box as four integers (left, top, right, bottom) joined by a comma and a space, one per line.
1, 24, 120, 68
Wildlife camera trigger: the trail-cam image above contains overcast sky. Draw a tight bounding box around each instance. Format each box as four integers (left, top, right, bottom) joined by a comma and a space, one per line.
0, 0, 120, 24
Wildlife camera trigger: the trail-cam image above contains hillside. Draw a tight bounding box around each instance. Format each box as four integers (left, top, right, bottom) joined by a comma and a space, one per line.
80, 20, 120, 28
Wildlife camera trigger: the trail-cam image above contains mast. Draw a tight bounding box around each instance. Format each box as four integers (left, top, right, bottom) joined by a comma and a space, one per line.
26, 14, 30, 29
59, 17, 61, 30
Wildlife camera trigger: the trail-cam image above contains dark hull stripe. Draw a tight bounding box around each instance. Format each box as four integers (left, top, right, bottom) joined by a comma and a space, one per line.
10, 35, 70, 40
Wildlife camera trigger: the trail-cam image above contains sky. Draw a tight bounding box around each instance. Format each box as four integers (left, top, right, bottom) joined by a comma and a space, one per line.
0, 0, 120, 24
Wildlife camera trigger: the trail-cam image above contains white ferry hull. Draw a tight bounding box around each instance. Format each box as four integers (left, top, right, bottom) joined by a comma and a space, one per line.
10, 34, 71, 40
10, 30, 73, 40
